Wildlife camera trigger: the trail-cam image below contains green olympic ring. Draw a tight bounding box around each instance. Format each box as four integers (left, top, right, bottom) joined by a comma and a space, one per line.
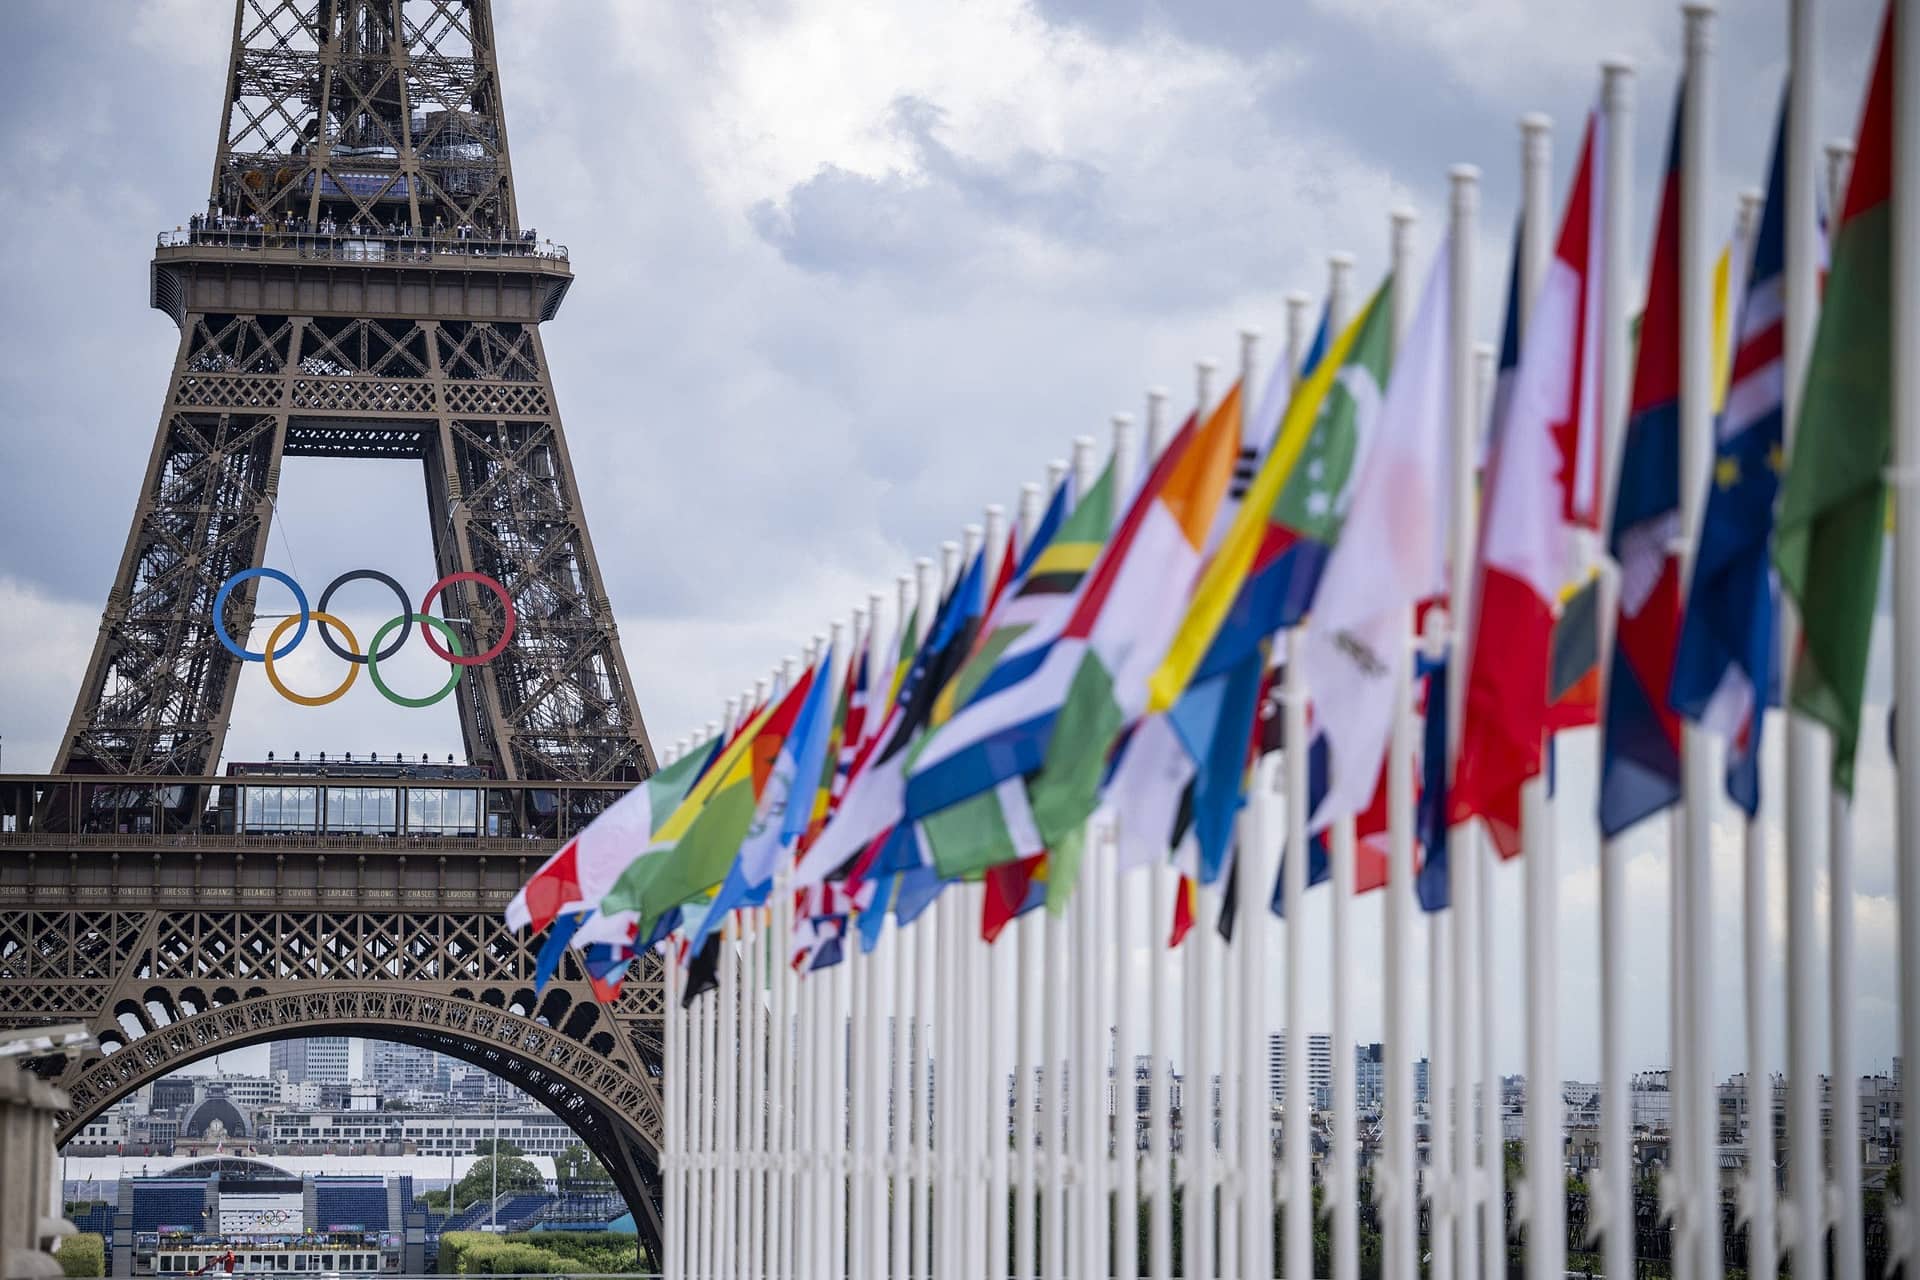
365, 613, 465, 708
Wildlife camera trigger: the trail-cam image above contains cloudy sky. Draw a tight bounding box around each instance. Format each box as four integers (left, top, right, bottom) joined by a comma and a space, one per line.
0, 0, 1896, 1084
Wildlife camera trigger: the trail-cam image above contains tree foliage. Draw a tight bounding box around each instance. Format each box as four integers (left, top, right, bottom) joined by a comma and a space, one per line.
56, 1233, 105, 1278
438, 1230, 642, 1275
452, 1151, 543, 1208
554, 1143, 610, 1188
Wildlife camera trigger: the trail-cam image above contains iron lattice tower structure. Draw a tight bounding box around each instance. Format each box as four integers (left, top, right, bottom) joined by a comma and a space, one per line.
57, 0, 653, 783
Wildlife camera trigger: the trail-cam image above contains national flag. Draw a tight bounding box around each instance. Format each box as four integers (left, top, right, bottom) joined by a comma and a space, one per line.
533, 911, 585, 994
796, 548, 990, 885
981, 852, 1048, 941
1170, 875, 1199, 947
901, 458, 1120, 837
682, 933, 722, 1005
1773, 8, 1894, 794
690, 657, 828, 950
1147, 281, 1394, 711
1149, 311, 1396, 885
600, 696, 780, 928
505, 737, 715, 932
1018, 382, 1245, 900
1451, 108, 1609, 857
1302, 248, 1452, 837
1671, 98, 1790, 815
1415, 654, 1452, 910
1600, 86, 1686, 837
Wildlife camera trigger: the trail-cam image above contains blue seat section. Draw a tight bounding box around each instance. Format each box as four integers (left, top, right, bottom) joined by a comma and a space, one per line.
494, 1193, 551, 1231
70, 1204, 114, 1235
130, 1181, 207, 1232
314, 1178, 388, 1231
438, 1201, 492, 1234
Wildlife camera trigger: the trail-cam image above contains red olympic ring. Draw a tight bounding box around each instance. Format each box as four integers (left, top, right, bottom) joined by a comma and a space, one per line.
418, 571, 517, 665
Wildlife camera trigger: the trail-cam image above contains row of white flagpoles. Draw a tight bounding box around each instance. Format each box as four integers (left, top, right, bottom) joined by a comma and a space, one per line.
648, 2, 1920, 1277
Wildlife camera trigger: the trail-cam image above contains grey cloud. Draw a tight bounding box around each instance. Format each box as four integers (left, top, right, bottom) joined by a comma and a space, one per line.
750, 95, 1104, 280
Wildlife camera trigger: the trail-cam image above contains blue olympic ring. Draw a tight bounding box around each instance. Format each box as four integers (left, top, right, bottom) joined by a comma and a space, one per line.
213, 567, 310, 661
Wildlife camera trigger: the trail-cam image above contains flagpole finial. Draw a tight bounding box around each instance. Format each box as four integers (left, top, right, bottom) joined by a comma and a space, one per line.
1824, 139, 1856, 211
1109, 414, 1137, 495
1016, 482, 1043, 542
914, 559, 938, 639
1326, 253, 1357, 332
1195, 360, 1218, 413
1047, 458, 1070, 496
1238, 330, 1259, 385
962, 525, 984, 565
1144, 388, 1170, 460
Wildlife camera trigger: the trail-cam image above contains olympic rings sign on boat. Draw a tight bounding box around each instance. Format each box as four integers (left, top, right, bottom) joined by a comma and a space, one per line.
212, 567, 516, 708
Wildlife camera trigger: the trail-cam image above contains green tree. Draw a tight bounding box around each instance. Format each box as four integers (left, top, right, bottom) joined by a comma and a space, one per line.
554, 1143, 610, 1188
56, 1233, 105, 1278
452, 1152, 543, 1210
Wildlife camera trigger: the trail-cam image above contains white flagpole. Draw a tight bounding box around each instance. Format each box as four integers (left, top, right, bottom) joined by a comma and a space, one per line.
1818, 128, 1864, 1280
1045, 442, 1093, 1280
797, 891, 818, 1280
1302, 252, 1355, 1280
1891, 0, 1920, 1271
1441, 166, 1481, 1280
831, 927, 851, 1279
773, 836, 793, 1280
976, 507, 1007, 1280
745, 865, 764, 1280
725, 905, 746, 1279
1061, 450, 1103, 1280
1182, 365, 1216, 1280
1148, 855, 1173, 1280
1136, 388, 1174, 1280
1231, 362, 1273, 1280
1089, 415, 1135, 1280
852, 894, 875, 1280
1281, 616, 1310, 1280
1207, 337, 1248, 1280
1377, 209, 1418, 1280
910, 556, 938, 1280
1004, 484, 1042, 1280
1595, 54, 1637, 1280
868, 588, 904, 1280
1472, 339, 1505, 1280
1512, 103, 1562, 1280
667, 950, 684, 1280
700, 945, 717, 1280
934, 537, 964, 1279
1015, 466, 1055, 1280
1118, 800, 1142, 1280
1781, 0, 1830, 1273
1679, 17, 1723, 1280
1700, 179, 1770, 1280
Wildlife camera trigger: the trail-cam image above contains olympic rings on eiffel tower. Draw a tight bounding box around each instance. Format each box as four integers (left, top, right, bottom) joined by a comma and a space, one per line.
213, 568, 516, 707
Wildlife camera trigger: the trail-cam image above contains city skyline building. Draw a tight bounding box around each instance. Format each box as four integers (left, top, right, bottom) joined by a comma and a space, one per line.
267, 1038, 349, 1085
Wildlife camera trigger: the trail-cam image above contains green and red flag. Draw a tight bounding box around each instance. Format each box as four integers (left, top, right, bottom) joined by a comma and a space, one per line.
1773, 5, 1894, 793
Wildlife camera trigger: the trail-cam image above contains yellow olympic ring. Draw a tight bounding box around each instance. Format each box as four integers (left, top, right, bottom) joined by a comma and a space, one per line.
262, 611, 360, 707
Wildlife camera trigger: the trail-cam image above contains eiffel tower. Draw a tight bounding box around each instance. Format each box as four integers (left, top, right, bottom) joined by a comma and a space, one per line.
58, 0, 653, 783
5, 3, 669, 1261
